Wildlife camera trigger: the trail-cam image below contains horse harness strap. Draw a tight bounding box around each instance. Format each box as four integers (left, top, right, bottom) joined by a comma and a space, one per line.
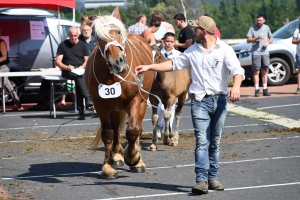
113, 71, 162, 108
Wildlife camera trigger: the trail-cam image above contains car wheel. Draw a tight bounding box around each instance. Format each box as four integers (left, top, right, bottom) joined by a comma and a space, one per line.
267, 57, 290, 86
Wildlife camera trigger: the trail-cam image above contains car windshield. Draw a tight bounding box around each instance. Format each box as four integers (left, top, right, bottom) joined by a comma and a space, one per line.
272, 19, 299, 39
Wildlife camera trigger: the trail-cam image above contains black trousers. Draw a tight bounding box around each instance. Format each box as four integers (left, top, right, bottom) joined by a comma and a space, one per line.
62, 70, 90, 111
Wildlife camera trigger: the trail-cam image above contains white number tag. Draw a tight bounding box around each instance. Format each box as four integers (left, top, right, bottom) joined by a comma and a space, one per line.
98, 83, 122, 99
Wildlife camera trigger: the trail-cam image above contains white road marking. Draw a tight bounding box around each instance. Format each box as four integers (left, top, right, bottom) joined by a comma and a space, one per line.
94, 181, 300, 200
1, 155, 299, 180
257, 103, 300, 110
227, 103, 300, 129
93, 182, 300, 200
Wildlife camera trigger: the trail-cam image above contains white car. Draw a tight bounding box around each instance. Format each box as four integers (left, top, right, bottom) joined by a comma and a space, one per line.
232, 18, 299, 86
0, 8, 80, 95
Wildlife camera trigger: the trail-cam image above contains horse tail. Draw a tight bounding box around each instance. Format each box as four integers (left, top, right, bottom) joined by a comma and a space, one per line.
90, 110, 128, 149
90, 125, 102, 150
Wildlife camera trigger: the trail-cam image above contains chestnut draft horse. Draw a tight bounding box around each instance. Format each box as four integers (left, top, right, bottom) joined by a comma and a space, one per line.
84, 11, 156, 179
149, 44, 191, 151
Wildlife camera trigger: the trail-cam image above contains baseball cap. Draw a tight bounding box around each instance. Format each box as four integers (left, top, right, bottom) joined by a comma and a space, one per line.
188, 16, 216, 34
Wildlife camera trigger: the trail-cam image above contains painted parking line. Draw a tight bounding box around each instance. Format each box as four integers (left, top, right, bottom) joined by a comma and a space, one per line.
2, 155, 299, 180
227, 103, 300, 129
257, 103, 300, 110
93, 182, 300, 200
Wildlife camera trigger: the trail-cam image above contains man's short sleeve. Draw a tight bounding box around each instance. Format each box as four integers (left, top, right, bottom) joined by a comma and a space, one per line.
246, 26, 254, 38
82, 42, 89, 56
56, 42, 65, 55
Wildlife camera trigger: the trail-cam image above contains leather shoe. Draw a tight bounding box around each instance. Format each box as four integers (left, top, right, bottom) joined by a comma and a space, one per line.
191, 181, 208, 194
208, 179, 224, 191
78, 110, 85, 120
263, 89, 271, 96
86, 98, 94, 110
254, 89, 260, 97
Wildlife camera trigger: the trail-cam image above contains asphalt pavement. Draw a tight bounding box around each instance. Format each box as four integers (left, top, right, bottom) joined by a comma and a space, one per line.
0, 82, 300, 199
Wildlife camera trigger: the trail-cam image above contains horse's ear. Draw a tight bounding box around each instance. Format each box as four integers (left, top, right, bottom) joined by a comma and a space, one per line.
84, 16, 93, 26
159, 42, 164, 50
112, 7, 121, 21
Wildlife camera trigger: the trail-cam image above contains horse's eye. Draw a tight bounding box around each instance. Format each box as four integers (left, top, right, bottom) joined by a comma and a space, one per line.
118, 30, 121, 34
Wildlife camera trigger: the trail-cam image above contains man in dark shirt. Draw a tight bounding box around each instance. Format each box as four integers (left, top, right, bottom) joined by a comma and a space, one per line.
56, 26, 93, 120
79, 24, 97, 55
173, 13, 194, 52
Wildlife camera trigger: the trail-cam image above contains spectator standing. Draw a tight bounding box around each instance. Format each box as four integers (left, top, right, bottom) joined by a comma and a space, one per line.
141, 11, 164, 45
292, 22, 300, 94
128, 14, 148, 35
0, 28, 21, 110
246, 14, 273, 97
156, 32, 181, 136
173, 13, 194, 52
135, 16, 245, 195
56, 27, 93, 120
79, 24, 97, 55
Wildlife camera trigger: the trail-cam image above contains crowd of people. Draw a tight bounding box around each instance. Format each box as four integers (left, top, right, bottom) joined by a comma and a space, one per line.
1, 10, 299, 195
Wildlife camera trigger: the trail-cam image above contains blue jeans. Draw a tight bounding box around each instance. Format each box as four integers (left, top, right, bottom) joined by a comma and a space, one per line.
191, 94, 227, 182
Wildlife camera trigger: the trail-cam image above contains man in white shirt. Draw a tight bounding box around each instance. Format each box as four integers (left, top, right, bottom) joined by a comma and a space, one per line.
135, 16, 245, 195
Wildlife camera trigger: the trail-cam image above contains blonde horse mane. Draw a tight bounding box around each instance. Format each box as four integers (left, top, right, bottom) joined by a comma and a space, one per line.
92, 15, 127, 43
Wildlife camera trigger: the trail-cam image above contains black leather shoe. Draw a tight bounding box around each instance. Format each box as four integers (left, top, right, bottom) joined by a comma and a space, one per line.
78, 110, 85, 120
86, 98, 94, 110
263, 89, 271, 96
254, 89, 260, 97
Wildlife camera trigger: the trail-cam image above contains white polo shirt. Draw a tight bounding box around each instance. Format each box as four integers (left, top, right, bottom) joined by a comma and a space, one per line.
171, 37, 245, 101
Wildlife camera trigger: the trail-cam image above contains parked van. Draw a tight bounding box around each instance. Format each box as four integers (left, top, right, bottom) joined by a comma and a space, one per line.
0, 8, 80, 96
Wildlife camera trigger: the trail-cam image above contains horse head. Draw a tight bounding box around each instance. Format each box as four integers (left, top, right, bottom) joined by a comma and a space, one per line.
92, 15, 128, 74
151, 43, 168, 64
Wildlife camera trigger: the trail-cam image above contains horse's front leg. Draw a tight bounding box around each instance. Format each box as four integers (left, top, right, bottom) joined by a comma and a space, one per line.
124, 99, 146, 173
163, 97, 176, 145
100, 121, 118, 179
170, 94, 186, 147
111, 111, 125, 167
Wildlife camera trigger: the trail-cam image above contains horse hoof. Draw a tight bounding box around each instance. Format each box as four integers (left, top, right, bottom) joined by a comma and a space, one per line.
124, 148, 141, 167
101, 173, 118, 180
150, 144, 157, 152
125, 156, 140, 167
163, 139, 170, 145
130, 167, 145, 173
171, 143, 179, 147
114, 160, 125, 167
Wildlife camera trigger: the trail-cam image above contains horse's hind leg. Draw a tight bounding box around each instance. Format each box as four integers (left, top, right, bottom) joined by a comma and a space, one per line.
150, 106, 160, 151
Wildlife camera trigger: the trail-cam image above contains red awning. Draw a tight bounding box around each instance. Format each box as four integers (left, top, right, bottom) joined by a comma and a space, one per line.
0, 0, 75, 10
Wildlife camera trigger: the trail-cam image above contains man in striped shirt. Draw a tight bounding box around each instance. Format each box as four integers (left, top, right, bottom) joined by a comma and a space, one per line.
128, 14, 148, 35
